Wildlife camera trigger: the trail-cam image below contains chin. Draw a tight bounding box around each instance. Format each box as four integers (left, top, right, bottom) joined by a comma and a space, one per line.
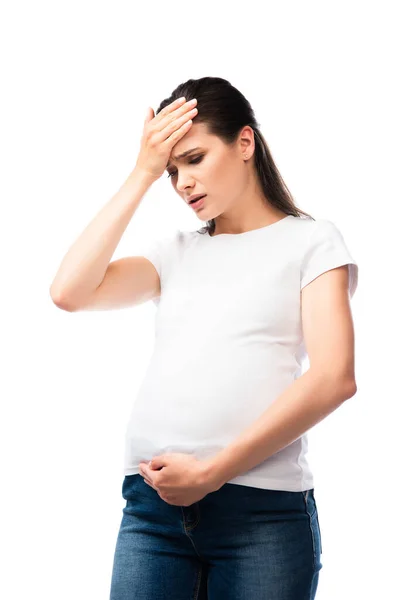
198, 206, 220, 219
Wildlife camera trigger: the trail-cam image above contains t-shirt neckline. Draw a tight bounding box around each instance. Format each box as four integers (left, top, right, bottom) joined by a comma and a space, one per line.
204, 215, 294, 239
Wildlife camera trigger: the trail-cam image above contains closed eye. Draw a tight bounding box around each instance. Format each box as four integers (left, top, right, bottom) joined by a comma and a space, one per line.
167, 155, 203, 178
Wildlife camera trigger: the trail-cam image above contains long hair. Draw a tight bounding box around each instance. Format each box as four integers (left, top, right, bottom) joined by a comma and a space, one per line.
156, 77, 314, 235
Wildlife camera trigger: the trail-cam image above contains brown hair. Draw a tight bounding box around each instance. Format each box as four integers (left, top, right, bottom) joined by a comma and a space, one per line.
156, 77, 314, 235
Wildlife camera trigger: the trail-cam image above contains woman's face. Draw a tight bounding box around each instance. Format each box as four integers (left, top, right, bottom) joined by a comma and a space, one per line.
165, 122, 252, 221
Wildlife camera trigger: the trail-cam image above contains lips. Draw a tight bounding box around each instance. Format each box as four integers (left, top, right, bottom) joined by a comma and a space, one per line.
189, 195, 206, 210
188, 194, 206, 204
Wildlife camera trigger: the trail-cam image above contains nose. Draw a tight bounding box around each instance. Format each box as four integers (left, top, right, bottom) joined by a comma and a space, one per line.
176, 176, 195, 194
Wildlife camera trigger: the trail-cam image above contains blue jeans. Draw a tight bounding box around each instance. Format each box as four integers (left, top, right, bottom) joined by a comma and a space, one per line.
109, 474, 323, 599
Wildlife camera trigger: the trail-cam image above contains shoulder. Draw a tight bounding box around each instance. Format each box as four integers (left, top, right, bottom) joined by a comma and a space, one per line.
287, 215, 337, 236
286, 216, 350, 250
148, 228, 201, 264
301, 217, 352, 252
298, 216, 358, 298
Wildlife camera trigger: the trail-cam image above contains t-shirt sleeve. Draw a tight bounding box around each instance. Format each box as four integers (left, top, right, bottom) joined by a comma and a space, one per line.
140, 237, 164, 279
139, 229, 180, 306
300, 219, 358, 298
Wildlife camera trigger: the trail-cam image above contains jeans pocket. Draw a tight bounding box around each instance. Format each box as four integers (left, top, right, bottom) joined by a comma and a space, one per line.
315, 509, 323, 555
310, 490, 322, 555
302, 488, 323, 567
302, 489, 316, 517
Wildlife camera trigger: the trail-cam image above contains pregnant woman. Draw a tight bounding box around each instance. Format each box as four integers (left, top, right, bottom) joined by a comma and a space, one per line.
50, 76, 358, 600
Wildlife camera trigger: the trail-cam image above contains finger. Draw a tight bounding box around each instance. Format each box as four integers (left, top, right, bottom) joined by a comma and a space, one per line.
144, 107, 154, 125
151, 97, 187, 127
154, 111, 195, 149
153, 98, 197, 135
143, 477, 155, 489
139, 465, 148, 477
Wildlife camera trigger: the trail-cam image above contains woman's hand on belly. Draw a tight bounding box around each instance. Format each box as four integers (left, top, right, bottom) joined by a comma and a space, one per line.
139, 453, 217, 506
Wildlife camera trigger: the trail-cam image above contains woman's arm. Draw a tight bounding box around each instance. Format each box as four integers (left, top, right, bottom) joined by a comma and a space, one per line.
203, 265, 357, 490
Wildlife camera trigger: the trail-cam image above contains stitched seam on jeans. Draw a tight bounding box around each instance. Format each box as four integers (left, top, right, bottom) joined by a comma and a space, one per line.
302, 491, 316, 570
316, 512, 323, 555
193, 564, 203, 600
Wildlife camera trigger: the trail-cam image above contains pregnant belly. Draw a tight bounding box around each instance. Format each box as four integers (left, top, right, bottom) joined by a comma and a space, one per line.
125, 372, 289, 465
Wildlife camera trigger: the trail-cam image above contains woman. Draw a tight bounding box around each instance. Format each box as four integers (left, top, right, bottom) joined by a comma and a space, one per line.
50, 76, 358, 599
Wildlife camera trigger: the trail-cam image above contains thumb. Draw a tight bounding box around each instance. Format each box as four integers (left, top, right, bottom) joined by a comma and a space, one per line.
149, 456, 164, 470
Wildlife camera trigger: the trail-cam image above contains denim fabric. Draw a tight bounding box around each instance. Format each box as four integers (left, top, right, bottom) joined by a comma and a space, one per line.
109, 474, 323, 599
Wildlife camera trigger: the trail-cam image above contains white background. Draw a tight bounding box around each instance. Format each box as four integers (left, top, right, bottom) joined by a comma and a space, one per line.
1, 1, 399, 598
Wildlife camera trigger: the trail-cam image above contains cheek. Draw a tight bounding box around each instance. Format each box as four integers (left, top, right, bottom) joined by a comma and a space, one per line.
214, 163, 239, 193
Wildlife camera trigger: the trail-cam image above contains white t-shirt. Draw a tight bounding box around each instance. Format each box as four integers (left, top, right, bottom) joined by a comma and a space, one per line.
123, 215, 358, 492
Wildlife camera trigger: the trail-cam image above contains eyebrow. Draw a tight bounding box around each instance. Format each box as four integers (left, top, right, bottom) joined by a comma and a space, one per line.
166, 147, 203, 169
